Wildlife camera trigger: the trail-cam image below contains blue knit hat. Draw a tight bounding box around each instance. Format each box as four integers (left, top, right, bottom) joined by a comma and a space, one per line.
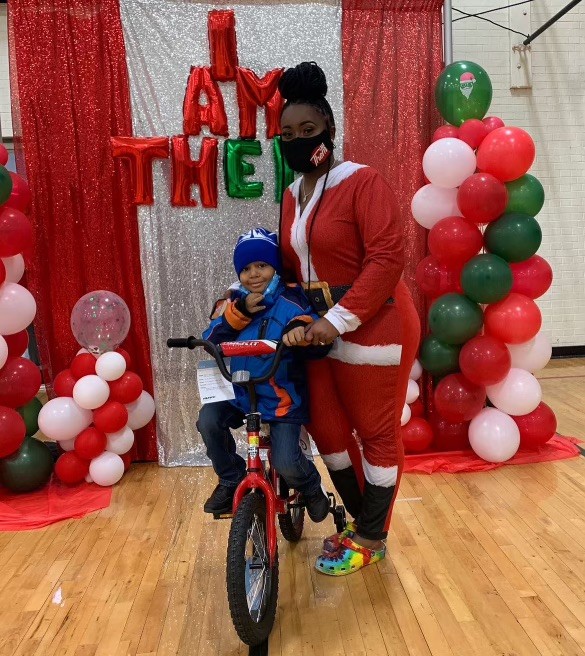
233, 228, 281, 276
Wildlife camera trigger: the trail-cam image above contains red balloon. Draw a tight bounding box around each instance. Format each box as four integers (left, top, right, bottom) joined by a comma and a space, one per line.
3, 330, 29, 357
75, 427, 107, 460
93, 401, 128, 434
121, 451, 133, 471
432, 125, 459, 142
0, 357, 42, 408
55, 452, 89, 485
457, 173, 508, 224
5, 173, 32, 213
482, 116, 505, 133
402, 418, 434, 454
415, 255, 462, 298
459, 335, 511, 386
116, 348, 133, 369
0, 207, 34, 258
513, 402, 557, 450
70, 353, 97, 380
0, 144, 8, 166
428, 216, 483, 266
458, 119, 489, 150
430, 414, 471, 452
0, 259, 5, 285
109, 372, 143, 404
171, 136, 219, 208
434, 374, 486, 423
484, 293, 542, 344
477, 127, 536, 182
54, 369, 77, 397
208, 10, 239, 81
0, 406, 26, 458
236, 67, 284, 139
182, 67, 229, 137
510, 255, 553, 299
409, 399, 425, 418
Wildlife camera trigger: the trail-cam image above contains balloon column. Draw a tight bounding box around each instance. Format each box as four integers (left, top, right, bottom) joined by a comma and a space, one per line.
411, 61, 556, 462
0, 154, 53, 492
39, 291, 156, 486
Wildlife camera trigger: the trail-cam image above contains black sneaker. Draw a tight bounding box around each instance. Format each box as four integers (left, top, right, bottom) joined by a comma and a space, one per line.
204, 484, 236, 515
303, 489, 330, 523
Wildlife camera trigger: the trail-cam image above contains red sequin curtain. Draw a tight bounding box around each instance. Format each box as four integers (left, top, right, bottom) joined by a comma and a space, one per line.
342, 0, 444, 319
8, 0, 157, 461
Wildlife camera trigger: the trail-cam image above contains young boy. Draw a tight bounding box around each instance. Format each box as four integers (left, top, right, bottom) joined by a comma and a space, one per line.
197, 228, 330, 522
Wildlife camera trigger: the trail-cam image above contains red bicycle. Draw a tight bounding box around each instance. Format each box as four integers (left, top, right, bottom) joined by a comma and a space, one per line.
167, 336, 346, 646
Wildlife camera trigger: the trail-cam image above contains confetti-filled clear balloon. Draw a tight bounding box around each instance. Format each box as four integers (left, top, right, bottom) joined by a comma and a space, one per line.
70, 291, 131, 355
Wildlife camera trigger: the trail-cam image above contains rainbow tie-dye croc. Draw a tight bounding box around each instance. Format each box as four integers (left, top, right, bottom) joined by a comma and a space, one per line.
315, 536, 386, 576
322, 521, 357, 554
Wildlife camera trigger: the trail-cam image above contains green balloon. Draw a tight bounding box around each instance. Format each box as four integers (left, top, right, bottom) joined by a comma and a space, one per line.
429, 293, 483, 345
505, 174, 545, 216
273, 136, 295, 203
17, 397, 43, 437
0, 164, 13, 205
223, 139, 263, 199
419, 335, 461, 377
484, 212, 542, 263
435, 61, 493, 126
461, 254, 513, 304
0, 437, 54, 493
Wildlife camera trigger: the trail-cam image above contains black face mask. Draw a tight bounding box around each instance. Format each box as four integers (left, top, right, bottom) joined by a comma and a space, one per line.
280, 130, 334, 173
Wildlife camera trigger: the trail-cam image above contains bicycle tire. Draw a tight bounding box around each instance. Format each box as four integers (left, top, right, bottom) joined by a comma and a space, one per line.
227, 492, 279, 646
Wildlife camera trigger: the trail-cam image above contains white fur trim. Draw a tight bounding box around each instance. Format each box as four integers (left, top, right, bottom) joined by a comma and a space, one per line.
321, 450, 352, 471
325, 303, 361, 335
328, 339, 402, 366
362, 459, 398, 488
289, 162, 367, 283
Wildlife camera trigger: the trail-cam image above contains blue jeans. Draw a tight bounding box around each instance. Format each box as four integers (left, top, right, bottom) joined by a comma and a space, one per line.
196, 401, 321, 495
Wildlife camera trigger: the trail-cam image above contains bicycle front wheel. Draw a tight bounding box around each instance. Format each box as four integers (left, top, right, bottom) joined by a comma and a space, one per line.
226, 492, 279, 646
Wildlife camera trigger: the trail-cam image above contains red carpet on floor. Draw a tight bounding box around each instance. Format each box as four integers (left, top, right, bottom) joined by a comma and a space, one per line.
404, 434, 580, 474
0, 478, 112, 531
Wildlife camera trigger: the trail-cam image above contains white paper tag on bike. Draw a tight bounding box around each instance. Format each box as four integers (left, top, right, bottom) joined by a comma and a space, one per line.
197, 359, 235, 404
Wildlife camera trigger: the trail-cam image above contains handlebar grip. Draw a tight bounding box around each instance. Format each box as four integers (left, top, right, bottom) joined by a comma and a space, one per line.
167, 338, 190, 348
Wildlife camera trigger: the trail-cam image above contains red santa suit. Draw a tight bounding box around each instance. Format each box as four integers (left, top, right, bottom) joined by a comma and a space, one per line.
280, 161, 420, 539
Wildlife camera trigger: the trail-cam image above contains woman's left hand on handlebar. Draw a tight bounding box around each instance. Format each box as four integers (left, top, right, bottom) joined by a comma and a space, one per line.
304, 318, 340, 346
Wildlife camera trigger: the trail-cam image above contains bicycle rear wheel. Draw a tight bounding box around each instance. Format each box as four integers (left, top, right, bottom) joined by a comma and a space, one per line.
227, 492, 279, 646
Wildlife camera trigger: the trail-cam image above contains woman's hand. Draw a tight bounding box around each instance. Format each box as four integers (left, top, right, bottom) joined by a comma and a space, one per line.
283, 326, 309, 347
304, 318, 340, 346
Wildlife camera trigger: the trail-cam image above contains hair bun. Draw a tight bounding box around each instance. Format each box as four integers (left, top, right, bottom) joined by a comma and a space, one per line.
278, 62, 328, 102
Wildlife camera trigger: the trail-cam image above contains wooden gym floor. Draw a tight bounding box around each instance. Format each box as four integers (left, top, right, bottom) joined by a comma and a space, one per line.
0, 359, 584, 656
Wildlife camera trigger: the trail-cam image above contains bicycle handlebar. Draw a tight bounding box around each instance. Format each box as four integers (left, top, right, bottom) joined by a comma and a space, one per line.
166, 337, 286, 385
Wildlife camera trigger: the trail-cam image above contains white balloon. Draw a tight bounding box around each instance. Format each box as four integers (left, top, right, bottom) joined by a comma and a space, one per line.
411, 184, 462, 230
469, 408, 520, 462
405, 379, 420, 405
73, 374, 110, 410
0, 335, 7, 369
60, 437, 77, 452
126, 391, 155, 430
89, 451, 124, 486
106, 426, 134, 455
38, 397, 93, 441
507, 332, 552, 373
422, 138, 477, 189
401, 404, 412, 427
0, 282, 37, 335
2, 255, 25, 283
95, 351, 127, 381
486, 368, 542, 416
410, 359, 423, 381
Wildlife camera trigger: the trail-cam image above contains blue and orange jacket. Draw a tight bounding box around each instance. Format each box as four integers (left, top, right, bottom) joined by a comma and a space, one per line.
203, 278, 325, 424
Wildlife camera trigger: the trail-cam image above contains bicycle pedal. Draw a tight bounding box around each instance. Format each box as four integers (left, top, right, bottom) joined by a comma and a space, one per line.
213, 512, 234, 520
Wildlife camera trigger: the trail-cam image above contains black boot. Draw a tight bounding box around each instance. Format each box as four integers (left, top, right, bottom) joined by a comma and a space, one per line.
204, 484, 236, 515
303, 488, 330, 523
328, 466, 363, 519
356, 481, 396, 541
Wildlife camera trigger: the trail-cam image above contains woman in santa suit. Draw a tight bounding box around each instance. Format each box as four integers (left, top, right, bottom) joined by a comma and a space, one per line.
278, 62, 420, 575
